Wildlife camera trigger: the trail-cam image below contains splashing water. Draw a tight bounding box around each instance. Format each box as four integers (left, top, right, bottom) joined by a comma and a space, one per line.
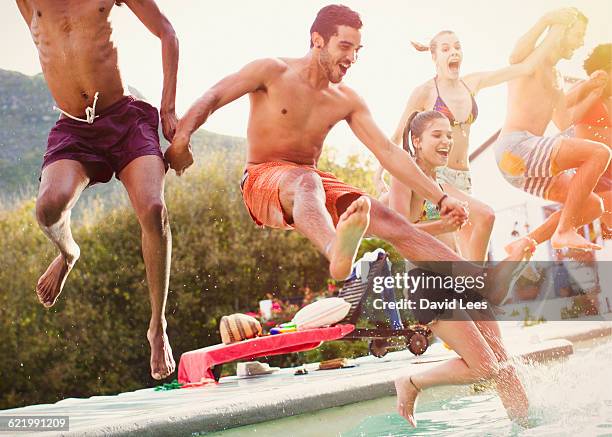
343, 339, 612, 437
207, 339, 612, 437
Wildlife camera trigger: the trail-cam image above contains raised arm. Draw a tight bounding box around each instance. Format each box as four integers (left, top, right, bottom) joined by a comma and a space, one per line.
466, 24, 566, 92
373, 86, 428, 195
166, 58, 285, 174
551, 69, 574, 131
566, 87, 605, 127
566, 71, 608, 108
124, 0, 179, 142
15, 0, 32, 26
347, 92, 467, 221
509, 8, 576, 64
391, 86, 428, 146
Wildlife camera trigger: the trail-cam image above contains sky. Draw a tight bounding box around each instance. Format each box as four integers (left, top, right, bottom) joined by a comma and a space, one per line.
1, 0, 611, 257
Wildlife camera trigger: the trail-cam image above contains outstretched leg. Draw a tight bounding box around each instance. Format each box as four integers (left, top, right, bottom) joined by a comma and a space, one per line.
505, 172, 605, 256
472, 316, 529, 420
278, 168, 369, 280
395, 311, 502, 427
119, 155, 174, 380
35, 160, 90, 307
367, 198, 464, 262
549, 137, 610, 250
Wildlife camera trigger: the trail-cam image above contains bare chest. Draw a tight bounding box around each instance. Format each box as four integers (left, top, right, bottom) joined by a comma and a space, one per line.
254, 80, 352, 134
29, 0, 114, 38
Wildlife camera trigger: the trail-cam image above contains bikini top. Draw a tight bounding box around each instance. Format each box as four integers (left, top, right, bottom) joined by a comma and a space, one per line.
419, 198, 441, 222
415, 183, 444, 223
577, 99, 611, 128
432, 77, 479, 127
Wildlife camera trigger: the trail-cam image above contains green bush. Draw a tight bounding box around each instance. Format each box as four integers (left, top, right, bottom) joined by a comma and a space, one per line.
0, 145, 381, 409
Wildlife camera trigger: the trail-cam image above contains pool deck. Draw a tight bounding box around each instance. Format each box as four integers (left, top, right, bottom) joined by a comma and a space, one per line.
2, 320, 610, 437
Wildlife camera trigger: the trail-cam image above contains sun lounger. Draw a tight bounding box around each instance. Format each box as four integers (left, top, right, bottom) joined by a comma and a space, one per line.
178, 324, 355, 383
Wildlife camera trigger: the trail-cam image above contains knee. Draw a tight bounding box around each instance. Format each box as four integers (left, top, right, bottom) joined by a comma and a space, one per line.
473, 204, 496, 229
294, 171, 325, 196
138, 200, 169, 234
36, 191, 71, 227
586, 194, 605, 220
592, 144, 612, 170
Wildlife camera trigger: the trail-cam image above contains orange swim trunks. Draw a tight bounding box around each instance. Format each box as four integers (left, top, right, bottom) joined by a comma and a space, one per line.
241, 161, 366, 230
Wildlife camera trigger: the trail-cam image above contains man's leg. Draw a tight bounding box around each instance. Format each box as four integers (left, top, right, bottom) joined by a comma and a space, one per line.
472, 317, 529, 420
277, 168, 370, 280
36, 160, 90, 307
505, 172, 605, 255
366, 198, 464, 262
118, 155, 174, 380
549, 137, 611, 249
367, 198, 532, 305
395, 312, 502, 427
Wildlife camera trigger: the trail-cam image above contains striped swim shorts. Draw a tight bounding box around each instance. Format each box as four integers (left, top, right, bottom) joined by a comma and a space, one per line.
494, 131, 563, 199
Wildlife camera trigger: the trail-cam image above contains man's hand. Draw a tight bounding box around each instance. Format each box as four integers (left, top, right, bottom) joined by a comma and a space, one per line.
164, 132, 194, 176
160, 108, 178, 143
439, 196, 468, 227
544, 8, 578, 27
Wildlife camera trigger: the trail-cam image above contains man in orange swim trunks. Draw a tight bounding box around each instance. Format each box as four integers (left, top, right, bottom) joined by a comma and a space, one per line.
166, 5, 531, 284
166, 5, 473, 280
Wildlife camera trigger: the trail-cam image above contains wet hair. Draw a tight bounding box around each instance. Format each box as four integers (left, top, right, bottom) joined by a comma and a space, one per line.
309, 4, 363, 48
411, 30, 456, 54
576, 10, 588, 25
583, 43, 612, 75
402, 111, 448, 156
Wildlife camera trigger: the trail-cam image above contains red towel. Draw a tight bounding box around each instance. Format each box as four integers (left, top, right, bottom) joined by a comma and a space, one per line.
178, 324, 355, 383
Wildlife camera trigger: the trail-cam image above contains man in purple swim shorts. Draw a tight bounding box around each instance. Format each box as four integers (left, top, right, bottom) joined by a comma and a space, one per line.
16, 0, 179, 380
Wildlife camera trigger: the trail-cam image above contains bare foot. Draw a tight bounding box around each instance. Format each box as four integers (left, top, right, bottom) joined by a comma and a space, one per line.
395, 374, 420, 427
36, 247, 80, 308
504, 236, 536, 258
329, 197, 371, 280
147, 328, 176, 380
551, 230, 602, 251
485, 245, 534, 305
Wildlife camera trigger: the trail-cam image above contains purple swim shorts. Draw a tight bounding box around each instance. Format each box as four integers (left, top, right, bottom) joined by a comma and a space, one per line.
42, 96, 167, 185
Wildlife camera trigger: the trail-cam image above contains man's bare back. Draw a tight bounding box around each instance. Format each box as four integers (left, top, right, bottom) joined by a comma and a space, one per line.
246, 57, 358, 168
16, 0, 126, 115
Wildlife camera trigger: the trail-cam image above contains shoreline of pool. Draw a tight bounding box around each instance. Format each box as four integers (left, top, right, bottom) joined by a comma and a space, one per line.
1, 320, 610, 437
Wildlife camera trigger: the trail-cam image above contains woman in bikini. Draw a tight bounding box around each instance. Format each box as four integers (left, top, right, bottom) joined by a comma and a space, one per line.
391, 110, 529, 428
569, 43, 611, 232
376, 29, 544, 261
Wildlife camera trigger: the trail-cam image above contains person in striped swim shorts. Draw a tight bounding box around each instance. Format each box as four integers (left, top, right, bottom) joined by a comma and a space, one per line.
495, 8, 610, 252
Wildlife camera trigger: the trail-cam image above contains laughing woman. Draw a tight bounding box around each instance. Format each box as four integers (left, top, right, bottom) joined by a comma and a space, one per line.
376, 9, 575, 261
390, 110, 529, 427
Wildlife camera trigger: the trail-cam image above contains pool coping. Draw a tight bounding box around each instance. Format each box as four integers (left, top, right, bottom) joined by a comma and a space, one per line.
2, 320, 610, 437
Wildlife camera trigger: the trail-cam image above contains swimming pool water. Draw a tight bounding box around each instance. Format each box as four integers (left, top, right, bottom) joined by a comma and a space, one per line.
207, 339, 612, 437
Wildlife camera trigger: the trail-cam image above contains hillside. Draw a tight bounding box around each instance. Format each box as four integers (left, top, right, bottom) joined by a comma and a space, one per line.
0, 68, 244, 203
